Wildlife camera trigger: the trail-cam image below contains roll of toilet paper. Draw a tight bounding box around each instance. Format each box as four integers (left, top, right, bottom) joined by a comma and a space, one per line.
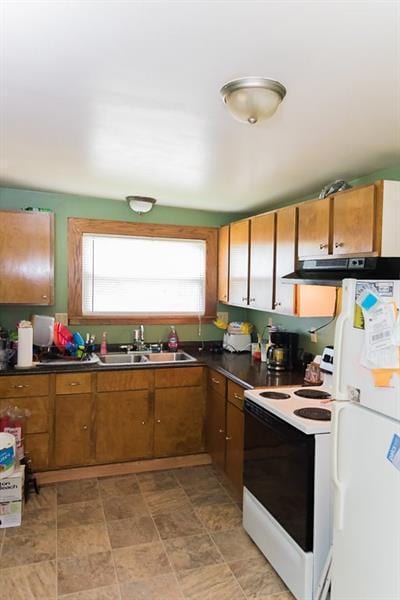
17, 322, 33, 368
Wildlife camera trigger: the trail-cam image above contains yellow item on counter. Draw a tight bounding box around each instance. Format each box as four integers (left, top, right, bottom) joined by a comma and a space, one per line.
240, 322, 253, 335
213, 318, 228, 330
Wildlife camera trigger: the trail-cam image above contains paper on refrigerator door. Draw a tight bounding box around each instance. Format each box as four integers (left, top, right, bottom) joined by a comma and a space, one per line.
359, 302, 399, 369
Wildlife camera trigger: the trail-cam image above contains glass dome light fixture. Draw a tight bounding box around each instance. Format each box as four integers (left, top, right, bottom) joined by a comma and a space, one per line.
126, 196, 157, 215
220, 77, 287, 125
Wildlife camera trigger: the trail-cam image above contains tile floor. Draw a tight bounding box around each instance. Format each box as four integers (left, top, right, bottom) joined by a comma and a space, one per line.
0, 465, 295, 600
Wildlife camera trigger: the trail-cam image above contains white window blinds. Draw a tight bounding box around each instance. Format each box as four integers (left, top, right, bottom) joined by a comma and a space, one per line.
82, 234, 206, 315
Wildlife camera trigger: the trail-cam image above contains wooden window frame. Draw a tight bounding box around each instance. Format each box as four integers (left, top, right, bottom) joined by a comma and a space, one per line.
68, 217, 218, 325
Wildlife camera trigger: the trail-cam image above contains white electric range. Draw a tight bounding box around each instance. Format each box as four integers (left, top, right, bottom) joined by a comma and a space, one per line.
243, 379, 333, 600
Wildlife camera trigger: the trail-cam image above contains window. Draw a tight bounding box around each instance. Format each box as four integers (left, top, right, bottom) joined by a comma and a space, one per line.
68, 218, 218, 324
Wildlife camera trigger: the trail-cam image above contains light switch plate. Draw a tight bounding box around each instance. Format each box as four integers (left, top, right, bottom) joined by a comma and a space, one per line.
55, 312, 68, 326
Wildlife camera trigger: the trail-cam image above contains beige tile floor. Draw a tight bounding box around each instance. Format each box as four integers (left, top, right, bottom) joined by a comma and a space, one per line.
0, 465, 295, 600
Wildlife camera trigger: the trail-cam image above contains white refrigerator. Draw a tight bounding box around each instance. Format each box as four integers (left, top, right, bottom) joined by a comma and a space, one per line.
331, 277, 400, 600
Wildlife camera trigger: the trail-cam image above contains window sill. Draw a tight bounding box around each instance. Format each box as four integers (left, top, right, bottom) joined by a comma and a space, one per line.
69, 315, 217, 326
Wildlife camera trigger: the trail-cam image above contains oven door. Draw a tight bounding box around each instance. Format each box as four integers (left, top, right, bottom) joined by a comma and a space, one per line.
244, 399, 315, 551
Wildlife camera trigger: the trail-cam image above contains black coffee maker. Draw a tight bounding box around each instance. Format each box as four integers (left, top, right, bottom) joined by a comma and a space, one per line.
267, 331, 299, 371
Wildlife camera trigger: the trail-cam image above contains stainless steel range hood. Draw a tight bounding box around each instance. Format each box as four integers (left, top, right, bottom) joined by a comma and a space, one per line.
282, 257, 400, 286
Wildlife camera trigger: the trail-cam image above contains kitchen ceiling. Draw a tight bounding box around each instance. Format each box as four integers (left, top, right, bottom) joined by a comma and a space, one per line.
1, 1, 399, 213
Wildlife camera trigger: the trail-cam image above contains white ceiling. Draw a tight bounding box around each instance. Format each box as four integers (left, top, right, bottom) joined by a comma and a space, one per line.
1, 0, 399, 213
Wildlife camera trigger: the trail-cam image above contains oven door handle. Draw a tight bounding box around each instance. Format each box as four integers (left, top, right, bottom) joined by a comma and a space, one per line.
332, 402, 346, 531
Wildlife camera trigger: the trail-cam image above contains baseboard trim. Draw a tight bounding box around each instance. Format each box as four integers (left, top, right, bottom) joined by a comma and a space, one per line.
36, 453, 212, 485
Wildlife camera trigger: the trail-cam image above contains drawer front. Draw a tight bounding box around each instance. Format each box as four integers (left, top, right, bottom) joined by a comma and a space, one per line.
227, 380, 246, 411
56, 373, 92, 395
207, 369, 226, 396
155, 367, 204, 389
97, 370, 152, 392
0, 374, 49, 398
0, 396, 49, 434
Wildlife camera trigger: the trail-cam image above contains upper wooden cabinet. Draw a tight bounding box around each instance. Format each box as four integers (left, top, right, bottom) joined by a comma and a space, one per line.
218, 225, 230, 302
298, 182, 399, 259
229, 219, 250, 306
248, 213, 275, 311
274, 206, 297, 314
0, 210, 54, 304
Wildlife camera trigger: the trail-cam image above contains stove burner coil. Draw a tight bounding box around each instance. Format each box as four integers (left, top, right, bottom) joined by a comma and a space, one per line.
259, 391, 291, 400
294, 407, 332, 421
294, 389, 331, 400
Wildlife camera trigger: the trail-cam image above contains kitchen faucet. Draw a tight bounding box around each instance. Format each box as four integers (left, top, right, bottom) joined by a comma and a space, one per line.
134, 325, 146, 350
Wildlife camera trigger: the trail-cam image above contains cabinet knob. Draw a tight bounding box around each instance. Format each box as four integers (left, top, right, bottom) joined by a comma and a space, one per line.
211, 378, 220, 384
12, 384, 29, 389
82, 425, 88, 430
42, 295, 48, 299
319, 243, 328, 249
233, 393, 242, 400
335, 241, 344, 248
225, 436, 232, 441
156, 419, 161, 423
69, 381, 80, 386
218, 428, 224, 434
141, 421, 146, 425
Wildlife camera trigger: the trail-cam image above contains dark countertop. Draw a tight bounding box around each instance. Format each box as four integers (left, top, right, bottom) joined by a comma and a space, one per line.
0, 346, 306, 390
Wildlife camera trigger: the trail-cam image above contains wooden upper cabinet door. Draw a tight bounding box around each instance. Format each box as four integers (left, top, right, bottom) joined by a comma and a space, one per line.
333, 185, 376, 255
55, 393, 92, 467
0, 211, 54, 304
274, 206, 297, 315
154, 386, 205, 457
225, 401, 244, 499
96, 390, 153, 463
229, 220, 250, 305
249, 213, 275, 310
218, 225, 230, 302
298, 198, 330, 258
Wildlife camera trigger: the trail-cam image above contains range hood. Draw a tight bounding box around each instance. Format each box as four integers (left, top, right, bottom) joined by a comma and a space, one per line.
282, 257, 400, 286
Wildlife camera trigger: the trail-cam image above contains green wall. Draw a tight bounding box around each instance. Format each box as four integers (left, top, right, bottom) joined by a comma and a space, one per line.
1, 164, 399, 350
0, 187, 245, 343
237, 165, 400, 355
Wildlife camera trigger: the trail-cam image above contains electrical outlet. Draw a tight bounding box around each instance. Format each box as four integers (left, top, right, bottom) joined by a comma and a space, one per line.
217, 311, 229, 323
55, 313, 68, 325
310, 329, 318, 343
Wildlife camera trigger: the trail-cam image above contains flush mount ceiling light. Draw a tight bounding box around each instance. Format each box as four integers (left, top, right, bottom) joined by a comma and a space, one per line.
126, 196, 157, 215
220, 77, 286, 124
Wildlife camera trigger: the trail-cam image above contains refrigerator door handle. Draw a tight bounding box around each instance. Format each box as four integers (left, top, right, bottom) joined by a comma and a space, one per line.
332, 403, 347, 531
333, 278, 357, 400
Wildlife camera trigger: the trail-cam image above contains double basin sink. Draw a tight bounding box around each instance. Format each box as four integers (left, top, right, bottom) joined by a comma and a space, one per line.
97, 351, 197, 366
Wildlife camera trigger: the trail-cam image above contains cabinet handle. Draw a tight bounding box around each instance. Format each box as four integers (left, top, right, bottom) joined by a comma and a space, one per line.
218, 428, 225, 434
156, 419, 161, 423
11, 384, 29, 389
82, 425, 88, 430
274, 301, 281, 308
335, 241, 344, 248
249, 297, 256, 303
42, 295, 48, 299
242, 296, 248, 302
319, 243, 328, 249
211, 378, 220, 384
69, 381, 80, 387
225, 436, 232, 441
233, 393, 242, 400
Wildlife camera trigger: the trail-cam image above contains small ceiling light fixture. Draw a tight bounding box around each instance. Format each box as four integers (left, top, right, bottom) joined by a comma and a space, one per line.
126, 196, 157, 215
220, 77, 286, 124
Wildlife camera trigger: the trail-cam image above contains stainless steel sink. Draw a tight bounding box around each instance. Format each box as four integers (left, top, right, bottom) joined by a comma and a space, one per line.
97, 350, 196, 366
145, 352, 196, 363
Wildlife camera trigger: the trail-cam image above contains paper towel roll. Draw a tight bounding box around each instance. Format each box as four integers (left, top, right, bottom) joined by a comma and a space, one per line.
17, 325, 33, 368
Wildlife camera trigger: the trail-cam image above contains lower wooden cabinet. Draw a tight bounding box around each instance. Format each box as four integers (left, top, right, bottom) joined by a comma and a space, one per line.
206, 369, 245, 499
54, 393, 92, 467
154, 386, 205, 457
25, 433, 50, 470
96, 390, 153, 463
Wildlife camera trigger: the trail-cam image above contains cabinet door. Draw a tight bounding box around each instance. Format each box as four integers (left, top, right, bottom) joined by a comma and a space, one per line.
0, 211, 54, 304
154, 387, 205, 457
225, 401, 244, 499
218, 225, 230, 302
96, 391, 152, 463
274, 206, 297, 315
206, 387, 226, 471
333, 185, 376, 255
298, 198, 330, 258
249, 213, 275, 310
55, 394, 92, 467
229, 219, 249, 305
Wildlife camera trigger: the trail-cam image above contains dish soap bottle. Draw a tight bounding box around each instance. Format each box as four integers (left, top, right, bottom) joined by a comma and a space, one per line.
167, 326, 179, 352
100, 332, 108, 356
